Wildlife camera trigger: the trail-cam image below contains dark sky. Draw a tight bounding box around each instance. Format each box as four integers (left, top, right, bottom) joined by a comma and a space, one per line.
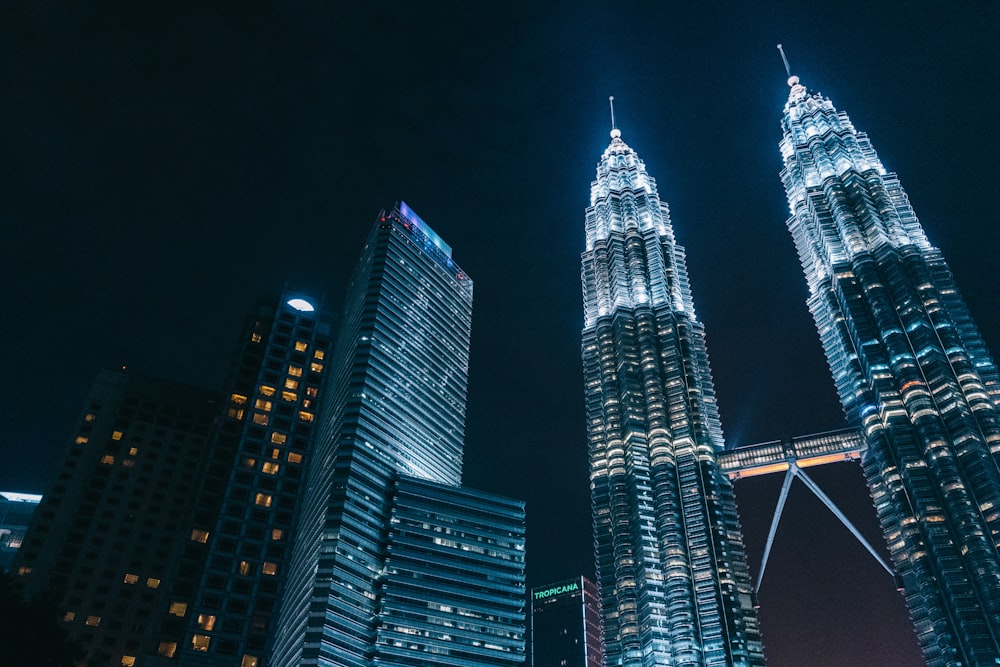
3, 2, 997, 665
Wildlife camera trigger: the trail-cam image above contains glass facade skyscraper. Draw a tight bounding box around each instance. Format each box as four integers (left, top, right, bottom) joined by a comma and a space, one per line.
273, 203, 525, 667
779, 72, 1000, 665
377, 477, 525, 665
581, 127, 764, 666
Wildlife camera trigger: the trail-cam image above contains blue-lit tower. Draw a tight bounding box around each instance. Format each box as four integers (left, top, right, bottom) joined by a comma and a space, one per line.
581, 118, 765, 666
778, 68, 1000, 665
273, 203, 525, 667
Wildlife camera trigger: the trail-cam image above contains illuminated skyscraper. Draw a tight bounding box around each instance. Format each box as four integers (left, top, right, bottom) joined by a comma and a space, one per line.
778, 68, 1000, 665
581, 121, 764, 666
273, 203, 525, 667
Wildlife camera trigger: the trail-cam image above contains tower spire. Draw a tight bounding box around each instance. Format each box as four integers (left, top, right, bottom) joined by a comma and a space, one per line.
777, 44, 806, 102
777, 43, 791, 78
609, 96, 621, 139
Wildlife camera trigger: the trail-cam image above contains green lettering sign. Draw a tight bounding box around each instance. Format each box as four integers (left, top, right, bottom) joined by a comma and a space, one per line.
533, 581, 580, 600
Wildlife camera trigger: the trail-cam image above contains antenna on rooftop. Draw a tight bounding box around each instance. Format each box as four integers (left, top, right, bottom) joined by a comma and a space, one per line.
609, 96, 616, 131
777, 44, 792, 78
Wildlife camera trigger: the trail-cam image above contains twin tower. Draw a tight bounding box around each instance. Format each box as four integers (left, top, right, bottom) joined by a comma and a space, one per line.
583, 73, 1000, 665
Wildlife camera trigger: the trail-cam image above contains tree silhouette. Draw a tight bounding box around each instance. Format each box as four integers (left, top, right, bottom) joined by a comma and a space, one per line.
0, 572, 85, 667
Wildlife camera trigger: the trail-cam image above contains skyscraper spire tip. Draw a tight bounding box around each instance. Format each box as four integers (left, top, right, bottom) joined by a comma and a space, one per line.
777, 44, 798, 87
609, 96, 621, 139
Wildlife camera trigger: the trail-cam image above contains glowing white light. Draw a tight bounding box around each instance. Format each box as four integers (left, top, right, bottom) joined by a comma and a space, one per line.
286, 298, 315, 312
0, 492, 42, 502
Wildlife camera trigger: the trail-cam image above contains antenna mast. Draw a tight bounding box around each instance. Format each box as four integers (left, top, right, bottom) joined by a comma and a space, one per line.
777, 44, 792, 77
609, 96, 616, 131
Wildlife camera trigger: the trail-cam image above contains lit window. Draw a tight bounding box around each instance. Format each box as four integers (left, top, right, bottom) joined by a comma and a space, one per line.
281, 391, 297, 402
254, 493, 272, 507
254, 399, 272, 412
270, 432, 287, 445
101, 454, 114, 465
262, 462, 280, 475
121, 656, 136, 666
197, 614, 216, 631
298, 411, 314, 422
85, 413, 96, 422
284, 378, 299, 390
287, 452, 303, 464
262, 562, 278, 576
169, 602, 187, 617
302, 399, 312, 408
128, 447, 138, 456
313, 350, 325, 360
123, 573, 138, 584
271, 529, 284, 541
310, 362, 323, 373
122, 459, 135, 468
239, 561, 251, 576
63, 611, 75, 622
111, 430, 124, 440
294, 341, 308, 352
287, 365, 303, 377
146, 577, 161, 589
259, 385, 276, 397
17, 566, 31, 575
242, 655, 259, 667
252, 413, 269, 426
227, 408, 244, 420
243, 457, 257, 468
158, 642, 177, 657
306, 386, 318, 397
86, 615, 101, 627
251, 332, 262, 343
231, 394, 248, 405
192, 634, 211, 652
75, 436, 89, 445
270, 448, 281, 459
190, 529, 210, 543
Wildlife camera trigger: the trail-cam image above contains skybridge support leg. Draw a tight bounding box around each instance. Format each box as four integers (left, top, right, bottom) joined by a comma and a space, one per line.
755, 467, 796, 595
793, 465, 894, 577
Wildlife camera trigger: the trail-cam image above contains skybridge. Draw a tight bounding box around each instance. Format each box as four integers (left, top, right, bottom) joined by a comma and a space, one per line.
719, 429, 898, 594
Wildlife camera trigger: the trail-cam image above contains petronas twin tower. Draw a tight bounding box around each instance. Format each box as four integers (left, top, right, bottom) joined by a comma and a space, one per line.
582, 70, 1000, 665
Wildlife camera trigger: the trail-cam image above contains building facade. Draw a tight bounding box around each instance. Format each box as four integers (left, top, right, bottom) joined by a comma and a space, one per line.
581, 127, 764, 666
530, 576, 603, 667
375, 476, 525, 666
272, 203, 526, 666
778, 72, 1000, 664
0, 491, 41, 574
14, 370, 220, 666
170, 293, 334, 666
13, 293, 335, 667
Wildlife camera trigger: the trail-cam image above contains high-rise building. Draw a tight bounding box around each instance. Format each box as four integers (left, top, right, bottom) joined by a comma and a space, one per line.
0, 491, 42, 574
273, 203, 526, 667
376, 476, 525, 666
12, 293, 335, 667
14, 370, 220, 667
778, 70, 1000, 664
581, 123, 764, 665
171, 293, 334, 667
530, 576, 603, 667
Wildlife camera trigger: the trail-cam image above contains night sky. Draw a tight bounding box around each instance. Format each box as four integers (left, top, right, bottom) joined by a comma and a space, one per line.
3, 3, 998, 665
